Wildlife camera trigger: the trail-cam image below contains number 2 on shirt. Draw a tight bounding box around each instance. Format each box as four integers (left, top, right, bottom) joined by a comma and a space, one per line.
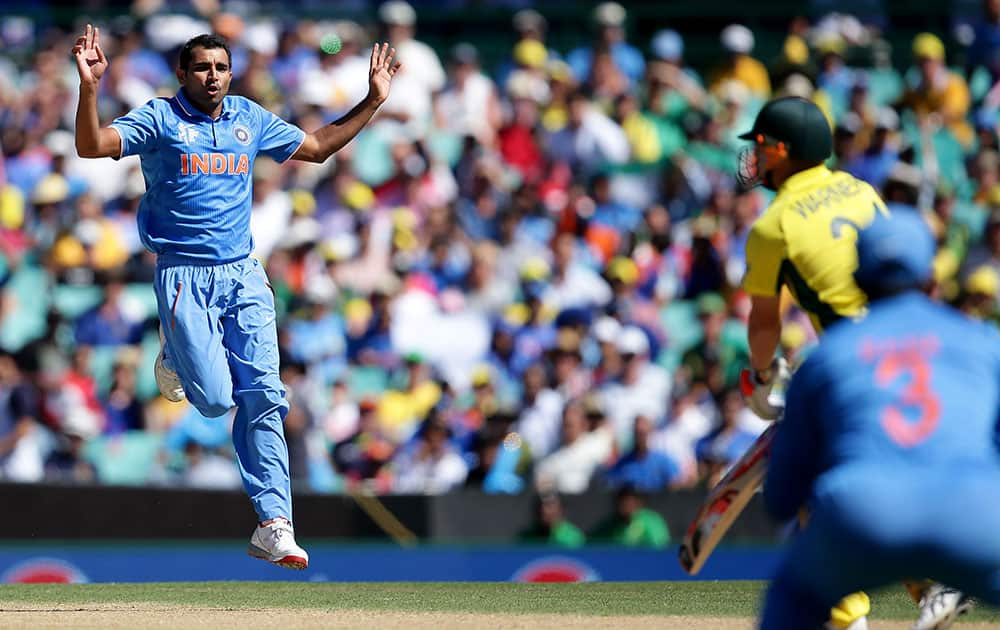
874, 350, 941, 448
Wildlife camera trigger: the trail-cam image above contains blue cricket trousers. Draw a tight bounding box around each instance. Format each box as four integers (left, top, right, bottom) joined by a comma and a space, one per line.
155, 256, 291, 523
760, 465, 1000, 629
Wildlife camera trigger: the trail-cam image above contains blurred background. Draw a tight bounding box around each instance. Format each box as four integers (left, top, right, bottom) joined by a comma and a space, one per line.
0, 0, 998, 582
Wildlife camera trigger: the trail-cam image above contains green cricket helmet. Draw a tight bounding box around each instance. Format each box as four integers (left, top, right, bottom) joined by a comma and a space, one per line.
736, 96, 833, 189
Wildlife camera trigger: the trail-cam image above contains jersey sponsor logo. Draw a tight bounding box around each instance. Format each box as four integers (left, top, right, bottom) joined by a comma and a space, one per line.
177, 122, 199, 144
180, 152, 250, 176
789, 178, 861, 218
233, 123, 253, 145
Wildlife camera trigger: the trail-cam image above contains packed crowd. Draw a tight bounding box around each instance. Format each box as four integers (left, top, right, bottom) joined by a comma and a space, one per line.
0, 1, 998, 507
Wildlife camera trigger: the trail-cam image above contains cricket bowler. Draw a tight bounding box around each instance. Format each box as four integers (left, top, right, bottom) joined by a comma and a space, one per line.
72, 25, 400, 568
760, 210, 994, 629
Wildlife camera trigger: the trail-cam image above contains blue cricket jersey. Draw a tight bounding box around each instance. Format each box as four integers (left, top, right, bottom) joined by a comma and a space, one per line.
111, 88, 305, 265
765, 292, 1000, 521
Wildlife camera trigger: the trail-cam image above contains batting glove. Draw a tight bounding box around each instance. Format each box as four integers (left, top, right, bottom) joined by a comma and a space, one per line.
739, 357, 790, 420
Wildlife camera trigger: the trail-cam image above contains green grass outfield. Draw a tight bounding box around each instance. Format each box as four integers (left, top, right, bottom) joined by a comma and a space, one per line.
0, 582, 997, 621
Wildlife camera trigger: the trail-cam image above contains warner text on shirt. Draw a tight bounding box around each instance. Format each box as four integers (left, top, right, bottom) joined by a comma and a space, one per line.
786, 177, 861, 219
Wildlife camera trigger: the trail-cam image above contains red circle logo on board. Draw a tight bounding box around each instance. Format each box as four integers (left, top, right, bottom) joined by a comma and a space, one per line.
2, 558, 88, 584
511, 556, 600, 583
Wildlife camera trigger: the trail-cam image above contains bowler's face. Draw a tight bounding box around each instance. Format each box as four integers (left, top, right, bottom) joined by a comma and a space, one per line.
177, 47, 232, 114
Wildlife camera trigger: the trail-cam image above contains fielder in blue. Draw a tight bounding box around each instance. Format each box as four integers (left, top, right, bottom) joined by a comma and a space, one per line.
760, 210, 1000, 629
72, 25, 401, 569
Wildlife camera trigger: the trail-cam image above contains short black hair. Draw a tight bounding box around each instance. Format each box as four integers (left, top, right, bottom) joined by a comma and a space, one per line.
179, 33, 232, 71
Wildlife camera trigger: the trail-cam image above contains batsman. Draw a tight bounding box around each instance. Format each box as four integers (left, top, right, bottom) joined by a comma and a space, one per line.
735, 97, 964, 629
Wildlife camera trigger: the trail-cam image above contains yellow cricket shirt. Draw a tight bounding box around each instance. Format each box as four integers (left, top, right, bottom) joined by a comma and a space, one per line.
743, 165, 888, 332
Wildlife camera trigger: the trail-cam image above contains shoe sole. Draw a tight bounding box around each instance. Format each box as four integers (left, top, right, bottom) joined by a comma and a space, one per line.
154, 352, 186, 403
247, 543, 308, 570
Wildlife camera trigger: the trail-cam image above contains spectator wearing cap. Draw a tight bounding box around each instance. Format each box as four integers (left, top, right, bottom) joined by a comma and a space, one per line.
646, 29, 707, 122
498, 77, 546, 185
832, 111, 864, 169
549, 328, 590, 400
600, 325, 672, 452
0, 350, 45, 482
958, 264, 1000, 320
541, 232, 613, 313
436, 43, 502, 149
544, 90, 630, 178
58, 191, 130, 280
509, 262, 557, 376
635, 204, 688, 303
496, 9, 550, 88
44, 422, 98, 485
604, 414, 682, 493
931, 184, 973, 268
297, 20, 369, 117
74, 271, 144, 348
882, 161, 924, 212
533, 397, 614, 494
2, 127, 54, 203
29, 173, 71, 254
695, 388, 761, 487
321, 378, 360, 445
44, 130, 89, 201
681, 292, 748, 391
284, 273, 347, 384
684, 225, 726, 299
769, 35, 817, 91
280, 359, 319, 486
378, 351, 443, 443
590, 315, 623, 386
709, 24, 771, 100
962, 211, 1000, 281
903, 32, 972, 147
103, 348, 145, 434
604, 255, 642, 319
332, 397, 395, 491
814, 32, 857, 117
566, 2, 645, 88
612, 91, 664, 165
514, 362, 564, 461
270, 24, 319, 95
463, 241, 516, 317
379, 0, 445, 95
505, 38, 552, 110
589, 172, 642, 234
391, 411, 468, 494
843, 107, 901, 189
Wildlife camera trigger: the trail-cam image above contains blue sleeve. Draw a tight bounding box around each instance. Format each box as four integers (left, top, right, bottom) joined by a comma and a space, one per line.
763, 352, 826, 521
109, 99, 162, 157
255, 103, 305, 163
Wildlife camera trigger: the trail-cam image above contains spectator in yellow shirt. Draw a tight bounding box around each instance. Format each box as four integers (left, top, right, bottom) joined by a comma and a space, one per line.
709, 24, 771, 100
903, 32, 973, 147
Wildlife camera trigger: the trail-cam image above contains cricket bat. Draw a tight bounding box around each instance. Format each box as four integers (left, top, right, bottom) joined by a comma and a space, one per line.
678, 422, 777, 575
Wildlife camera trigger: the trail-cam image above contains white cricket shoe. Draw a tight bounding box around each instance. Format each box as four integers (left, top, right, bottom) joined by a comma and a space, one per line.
155, 328, 185, 402
913, 584, 973, 630
248, 518, 309, 570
